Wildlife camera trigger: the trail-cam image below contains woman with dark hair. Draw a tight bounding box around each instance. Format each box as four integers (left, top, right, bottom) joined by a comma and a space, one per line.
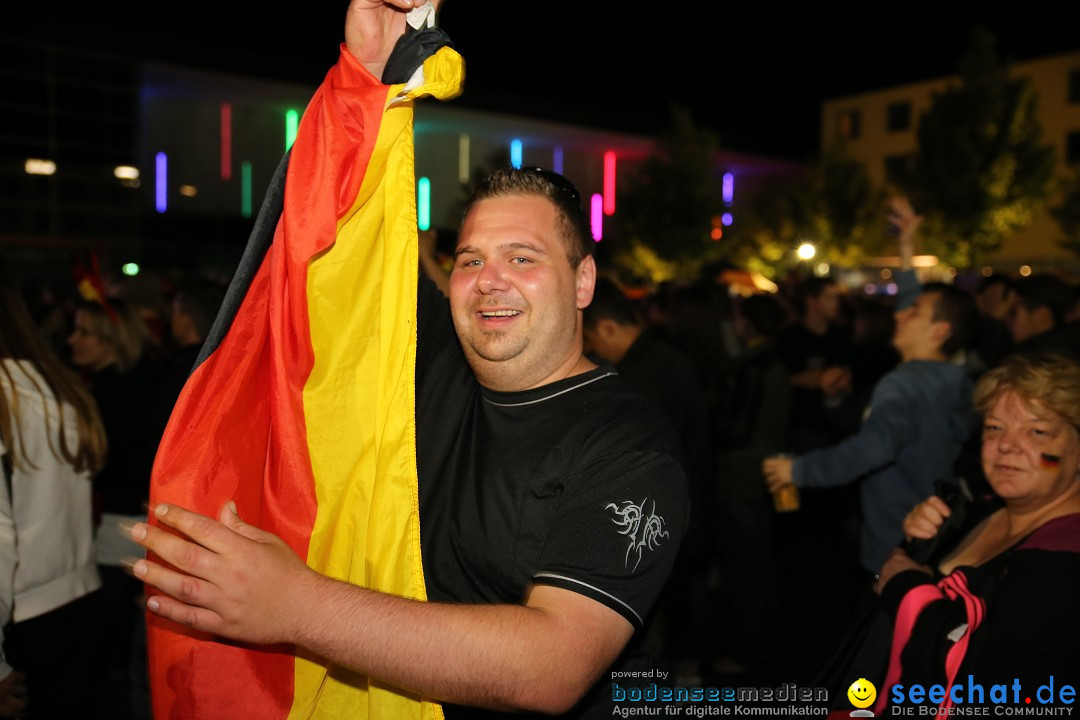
0, 282, 107, 718
872, 352, 1080, 712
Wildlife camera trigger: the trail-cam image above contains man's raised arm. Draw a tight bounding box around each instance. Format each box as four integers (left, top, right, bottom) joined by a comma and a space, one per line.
131, 502, 633, 714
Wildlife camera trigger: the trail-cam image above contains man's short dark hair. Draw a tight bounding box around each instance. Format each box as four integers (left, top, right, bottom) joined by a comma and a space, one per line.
461, 167, 594, 269
583, 278, 640, 330
923, 282, 979, 357
1011, 275, 1072, 326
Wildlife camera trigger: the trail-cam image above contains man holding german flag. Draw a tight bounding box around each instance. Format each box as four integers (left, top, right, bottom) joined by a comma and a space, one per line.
132, 2, 688, 718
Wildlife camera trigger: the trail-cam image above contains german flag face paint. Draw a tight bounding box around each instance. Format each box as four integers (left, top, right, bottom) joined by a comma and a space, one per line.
1041, 453, 1062, 470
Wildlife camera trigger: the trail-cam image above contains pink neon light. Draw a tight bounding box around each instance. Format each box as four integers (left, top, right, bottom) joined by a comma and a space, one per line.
603, 151, 616, 216
221, 103, 232, 181
591, 193, 603, 241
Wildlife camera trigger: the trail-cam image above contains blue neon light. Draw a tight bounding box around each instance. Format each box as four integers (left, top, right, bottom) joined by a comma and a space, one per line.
155, 152, 167, 213
510, 139, 523, 169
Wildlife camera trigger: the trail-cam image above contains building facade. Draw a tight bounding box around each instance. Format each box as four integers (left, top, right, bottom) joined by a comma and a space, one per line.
821, 49, 1080, 273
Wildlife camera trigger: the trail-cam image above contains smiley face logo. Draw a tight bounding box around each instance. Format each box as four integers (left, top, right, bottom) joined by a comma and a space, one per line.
847, 678, 876, 710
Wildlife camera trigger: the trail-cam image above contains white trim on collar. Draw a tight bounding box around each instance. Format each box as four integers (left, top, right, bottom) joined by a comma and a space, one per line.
482, 372, 618, 408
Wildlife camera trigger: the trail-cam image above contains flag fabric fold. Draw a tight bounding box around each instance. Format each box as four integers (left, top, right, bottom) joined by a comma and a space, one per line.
147, 38, 464, 720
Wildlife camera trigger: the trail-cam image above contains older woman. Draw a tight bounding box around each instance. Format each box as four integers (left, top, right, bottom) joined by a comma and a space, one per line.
872, 352, 1080, 712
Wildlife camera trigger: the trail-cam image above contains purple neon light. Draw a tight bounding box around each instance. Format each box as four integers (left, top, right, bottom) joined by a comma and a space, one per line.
721, 212, 733, 226
590, 193, 603, 241
722, 173, 734, 204
553, 146, 564, 175
155, 152, 167, 213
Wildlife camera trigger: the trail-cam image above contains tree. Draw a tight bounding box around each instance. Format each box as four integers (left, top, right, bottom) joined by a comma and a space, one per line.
1051, 170, 1080, 255
613, 106, 724, 283
728, 142, 886, 276
907, 27, 1055, 268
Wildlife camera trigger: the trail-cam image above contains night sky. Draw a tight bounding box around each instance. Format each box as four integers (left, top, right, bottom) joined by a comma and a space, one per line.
11, 1, 1080, 160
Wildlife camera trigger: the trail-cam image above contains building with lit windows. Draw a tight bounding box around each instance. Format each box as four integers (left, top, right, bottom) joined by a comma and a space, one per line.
821, 49, 1080, 274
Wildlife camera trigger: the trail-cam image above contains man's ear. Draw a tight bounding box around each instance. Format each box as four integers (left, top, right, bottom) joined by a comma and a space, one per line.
576, 255, 597, 310
930, 319, 952, 349
597, 318, 619, 340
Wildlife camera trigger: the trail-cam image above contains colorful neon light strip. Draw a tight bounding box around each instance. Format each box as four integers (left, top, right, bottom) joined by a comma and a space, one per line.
603, 151, 616, 216
591, 193, 603, 241
417, 177, 431, 231
155, 152, 167, 213
241, 161, 253, 218
221, 103, 232, 181
286, 110, 300, 150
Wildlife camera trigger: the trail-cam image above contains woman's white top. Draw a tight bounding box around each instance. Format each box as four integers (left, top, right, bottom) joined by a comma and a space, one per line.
0, 359, 101, 677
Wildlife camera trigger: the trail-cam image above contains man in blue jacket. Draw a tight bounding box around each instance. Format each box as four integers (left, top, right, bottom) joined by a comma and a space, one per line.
763, 198, 978, 574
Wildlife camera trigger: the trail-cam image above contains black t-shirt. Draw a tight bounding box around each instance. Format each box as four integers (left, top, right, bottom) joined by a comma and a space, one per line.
415, 279, 689, 717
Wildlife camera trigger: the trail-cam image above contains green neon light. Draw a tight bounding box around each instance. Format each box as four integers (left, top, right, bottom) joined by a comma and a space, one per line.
418, 177, 431, 231
285, 109, 300, 150
241, 161, 253, 218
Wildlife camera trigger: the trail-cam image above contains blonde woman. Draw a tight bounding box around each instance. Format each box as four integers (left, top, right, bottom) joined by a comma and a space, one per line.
1, 282, 107, 718
66, 298, 155, 718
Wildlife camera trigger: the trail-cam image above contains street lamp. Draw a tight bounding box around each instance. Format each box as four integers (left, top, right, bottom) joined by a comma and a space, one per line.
797, 242, 816, 261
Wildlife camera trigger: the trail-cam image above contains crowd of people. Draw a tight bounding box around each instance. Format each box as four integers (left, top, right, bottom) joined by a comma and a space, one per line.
3, 196, 1080, 718
2, 193, 1080, 718
0, 272, 224, 719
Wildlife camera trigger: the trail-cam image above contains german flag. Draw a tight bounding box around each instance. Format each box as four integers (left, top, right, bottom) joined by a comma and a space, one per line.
146, 26, 464, 720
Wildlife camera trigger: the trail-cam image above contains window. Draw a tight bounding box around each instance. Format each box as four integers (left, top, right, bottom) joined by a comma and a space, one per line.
884, 154, 911, 185
838, 110, 861, 140
1070, 69, 1080, 104
886, 102, 912, 132
1067, 130, 1080, 165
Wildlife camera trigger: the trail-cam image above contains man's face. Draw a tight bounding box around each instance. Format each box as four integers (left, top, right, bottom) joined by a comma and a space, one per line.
893, 291, 948, 357
450, 194, 595, 391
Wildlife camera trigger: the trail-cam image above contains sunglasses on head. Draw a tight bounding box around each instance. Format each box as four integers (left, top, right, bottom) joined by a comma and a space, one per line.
518, 166, 584, 213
